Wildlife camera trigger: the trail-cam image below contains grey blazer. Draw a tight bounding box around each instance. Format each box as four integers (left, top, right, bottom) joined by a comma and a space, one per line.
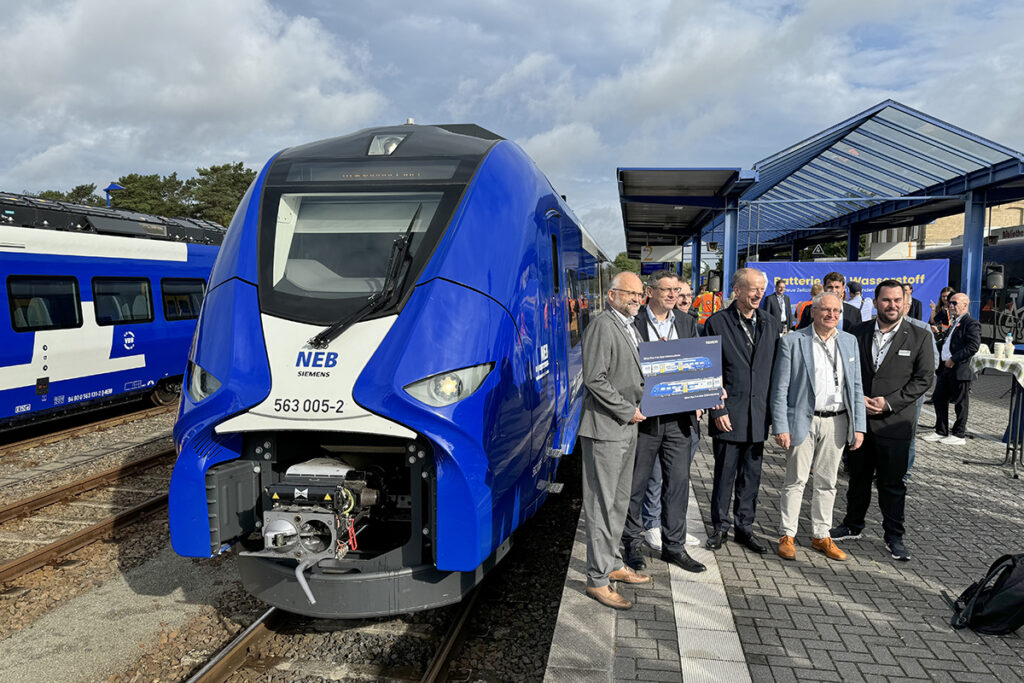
578, 309, 645, 441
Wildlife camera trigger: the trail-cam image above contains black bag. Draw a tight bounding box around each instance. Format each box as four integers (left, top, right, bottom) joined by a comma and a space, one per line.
944, 554, 1024, 635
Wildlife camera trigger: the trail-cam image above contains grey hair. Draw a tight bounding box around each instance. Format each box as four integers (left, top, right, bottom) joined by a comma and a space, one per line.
812, 292, 842, 309
607, 270, 635, 295
732, 267, 767, 290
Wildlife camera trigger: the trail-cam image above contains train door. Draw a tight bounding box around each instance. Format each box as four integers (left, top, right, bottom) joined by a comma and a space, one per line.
547, 211, 569, 430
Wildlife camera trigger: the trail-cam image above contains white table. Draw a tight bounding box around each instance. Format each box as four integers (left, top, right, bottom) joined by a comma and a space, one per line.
968, 354, 1024, 478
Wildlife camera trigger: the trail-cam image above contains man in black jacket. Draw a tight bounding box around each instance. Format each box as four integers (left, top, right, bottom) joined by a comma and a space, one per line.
923, 293, 981, 446
797, 271, 860, 332
831, 280, 934, 562
704, 267, 781, 554
622, 271, 706, 574
761, 278, 794, 331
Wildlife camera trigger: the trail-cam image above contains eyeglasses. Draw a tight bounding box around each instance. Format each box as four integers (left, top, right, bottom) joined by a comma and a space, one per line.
816, 308, 842, 316
652, 287, 683, 294
677, 293, 692, 299
611, 288, 644, 300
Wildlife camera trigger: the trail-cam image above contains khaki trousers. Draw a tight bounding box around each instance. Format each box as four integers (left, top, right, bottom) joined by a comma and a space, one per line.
779, 413, 848, 539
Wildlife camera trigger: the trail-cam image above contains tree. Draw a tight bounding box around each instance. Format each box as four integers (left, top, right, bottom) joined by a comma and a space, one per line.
186, 162, 257, 226
35, 183, 104, 206
110, 172, 190, 217
613, 251, 640, 274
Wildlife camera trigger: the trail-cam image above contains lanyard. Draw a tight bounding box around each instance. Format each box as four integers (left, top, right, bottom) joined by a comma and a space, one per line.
815, 334, 840, 391
739, 313, 756, 347
647, 319, 677, 341
872, 325, 898, 370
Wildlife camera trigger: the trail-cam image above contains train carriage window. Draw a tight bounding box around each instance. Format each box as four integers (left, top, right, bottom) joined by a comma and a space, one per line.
161, 278, 206, 321
92, 278, 153, 325
566, 269, 583, 347
8, 276, 82, 332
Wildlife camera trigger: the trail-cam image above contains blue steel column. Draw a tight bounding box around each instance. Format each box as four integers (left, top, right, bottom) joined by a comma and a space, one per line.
847, 227, 859, 262
723, 197, 739, 293
961, 191, 986, 319
790, 240, 800, 261
691, 235, 702, 293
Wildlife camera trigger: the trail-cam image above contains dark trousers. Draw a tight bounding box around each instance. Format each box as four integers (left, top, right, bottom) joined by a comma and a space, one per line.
934, 366, 971, 437
623, 421, 692, 553
841, 431, 909, 542
710, 439, 764, 535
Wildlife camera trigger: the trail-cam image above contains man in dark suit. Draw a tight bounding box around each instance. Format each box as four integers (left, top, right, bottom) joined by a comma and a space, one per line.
797, 271, 860, 332
704, 267, 782, 554
579, 271, 651, 610
621, 271, 705, 574
922, 293, 981, 446
761, 278, 794, 331
906, 281, 925, 322
831, 280, 934, 562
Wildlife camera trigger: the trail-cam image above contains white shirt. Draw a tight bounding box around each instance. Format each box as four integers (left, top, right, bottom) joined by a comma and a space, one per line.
776, 293, 788, 322
612, 308, 640, 347
811, 328, 845, 412
871, 318, 903, 370
942, 314, 963, 362
646, 307, 677, 341
859, 296, 874, 321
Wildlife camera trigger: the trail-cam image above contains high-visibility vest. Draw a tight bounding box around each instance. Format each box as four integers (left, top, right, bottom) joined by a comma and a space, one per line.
695, 292, 722, 324
794, 299, 812, 326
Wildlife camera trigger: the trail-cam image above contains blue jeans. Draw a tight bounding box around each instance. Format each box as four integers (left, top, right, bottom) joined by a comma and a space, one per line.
642, 424, 700, 529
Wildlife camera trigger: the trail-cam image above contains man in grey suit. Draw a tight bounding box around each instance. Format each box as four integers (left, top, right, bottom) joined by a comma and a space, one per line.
579, 271, 651, 610
770, 292, 866, 561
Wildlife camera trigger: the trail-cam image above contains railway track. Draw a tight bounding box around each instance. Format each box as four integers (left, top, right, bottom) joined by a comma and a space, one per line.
187, 584, 484, 683
0, 448, 174, 584
0, 404, 174, 459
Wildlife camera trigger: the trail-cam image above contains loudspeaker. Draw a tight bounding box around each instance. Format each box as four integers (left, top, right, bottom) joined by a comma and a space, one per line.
986, 264, 1004, 290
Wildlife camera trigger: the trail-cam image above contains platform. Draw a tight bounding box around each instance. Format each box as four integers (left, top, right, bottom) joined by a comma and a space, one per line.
546, 368, 1024, 682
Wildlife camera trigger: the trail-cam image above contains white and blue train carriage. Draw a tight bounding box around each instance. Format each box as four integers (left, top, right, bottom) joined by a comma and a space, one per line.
0, 193, 223, 428
169, 123, 615, 618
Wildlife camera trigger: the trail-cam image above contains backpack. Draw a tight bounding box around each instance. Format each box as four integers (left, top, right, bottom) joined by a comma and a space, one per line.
944, 554, 1024, 635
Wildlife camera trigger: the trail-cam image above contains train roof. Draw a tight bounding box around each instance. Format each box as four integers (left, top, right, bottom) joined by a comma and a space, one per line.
0, 191, 227, 246
276, 123, 505, 164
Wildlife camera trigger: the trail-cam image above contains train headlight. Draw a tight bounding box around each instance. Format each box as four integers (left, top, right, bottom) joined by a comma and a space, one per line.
403, 362, 494, 407
186, 360, 222, 403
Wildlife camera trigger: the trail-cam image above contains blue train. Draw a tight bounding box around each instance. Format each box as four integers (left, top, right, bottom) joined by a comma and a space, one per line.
168, 123, 612, 617
0, 193, 223, 428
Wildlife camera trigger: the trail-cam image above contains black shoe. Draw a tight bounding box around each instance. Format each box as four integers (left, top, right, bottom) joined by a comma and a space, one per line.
734, 531, 768, 554
829, 524, 863, 541
662, 548, 706, 573
886, 538, 911, 562
623, 544, 647, 571
705, 529, 728, 550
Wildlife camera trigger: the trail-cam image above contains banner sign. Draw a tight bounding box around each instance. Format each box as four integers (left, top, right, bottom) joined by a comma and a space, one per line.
639, 336, 723, 417
749, 260, 950, 320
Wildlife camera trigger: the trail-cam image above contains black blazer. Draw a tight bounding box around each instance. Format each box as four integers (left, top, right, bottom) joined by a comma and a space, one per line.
634, 306, 700, 435
761, 292, 794, 329
909, 297, 924, 322
941, 314, 982, 381
704, 304, 781, 443
798, 301, 860, 332
852, 320, 934, 440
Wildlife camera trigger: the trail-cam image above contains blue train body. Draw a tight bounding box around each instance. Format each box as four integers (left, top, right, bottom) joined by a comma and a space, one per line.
0, 194, 222, 426
168, 124, 612, 617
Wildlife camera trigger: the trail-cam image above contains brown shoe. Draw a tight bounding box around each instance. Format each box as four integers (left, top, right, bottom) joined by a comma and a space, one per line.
778, 535, 796, 560
585, 585, 632, 610
812, 536, 847, 561
609, 565, 651, 584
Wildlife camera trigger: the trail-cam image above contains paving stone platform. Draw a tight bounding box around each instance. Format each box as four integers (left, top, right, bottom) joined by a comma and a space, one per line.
547, 368, 1024, 682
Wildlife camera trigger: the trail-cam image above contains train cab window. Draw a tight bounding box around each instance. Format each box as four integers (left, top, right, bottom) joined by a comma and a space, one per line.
7, 276, 82, 332
161, 278, 206, 321
92, 278, 153, 325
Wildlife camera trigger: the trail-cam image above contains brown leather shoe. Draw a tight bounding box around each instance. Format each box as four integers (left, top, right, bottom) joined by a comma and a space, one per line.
778, 535, 796, 560
609, 565, 652, 584
812, 536, 847, 561
585, 585, 632, 610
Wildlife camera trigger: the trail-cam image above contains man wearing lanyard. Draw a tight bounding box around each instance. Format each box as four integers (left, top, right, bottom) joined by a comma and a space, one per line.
622, 271, 705, 573
923, 293, 980, 446
832, 280, 933, 562
770, 292, 866, 561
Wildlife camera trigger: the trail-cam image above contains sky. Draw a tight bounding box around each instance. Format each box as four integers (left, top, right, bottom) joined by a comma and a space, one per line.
2, 0, 1024, 255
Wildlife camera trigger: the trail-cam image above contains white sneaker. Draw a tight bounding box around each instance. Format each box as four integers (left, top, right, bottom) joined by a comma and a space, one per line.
642, 527, 662, 551
686, 533, 700, 546
940, 435, 966, 446
921, 432, 944, 442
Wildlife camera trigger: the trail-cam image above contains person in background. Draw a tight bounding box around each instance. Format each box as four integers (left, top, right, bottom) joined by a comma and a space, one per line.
761, 278, 794, 332
578, 271, 651, 610
905, 281, 926, 322
703, 268, 781, 555
831, 279, 934, 562
770, 292, 865, 561
899, 283, 940, 481
797, 272, 860, 332
929, 286, 956, 336
622, 271, 705, 574
794, 283, 823, 328
847, 280, 873, 321
676, 280, 700, 328
923, 293, 981, 446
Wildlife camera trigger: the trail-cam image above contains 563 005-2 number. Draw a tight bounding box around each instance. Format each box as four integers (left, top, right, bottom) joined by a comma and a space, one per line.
272, 398, 344, 414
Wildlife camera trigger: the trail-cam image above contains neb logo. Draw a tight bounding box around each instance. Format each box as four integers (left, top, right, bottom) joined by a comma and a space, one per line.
296, 351, 338, 368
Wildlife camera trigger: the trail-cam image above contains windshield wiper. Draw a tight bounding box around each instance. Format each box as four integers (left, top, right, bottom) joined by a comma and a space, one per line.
307, 203, 423, 349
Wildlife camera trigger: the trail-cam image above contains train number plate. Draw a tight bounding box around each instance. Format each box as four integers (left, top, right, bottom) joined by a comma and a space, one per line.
272, 398, 345, 414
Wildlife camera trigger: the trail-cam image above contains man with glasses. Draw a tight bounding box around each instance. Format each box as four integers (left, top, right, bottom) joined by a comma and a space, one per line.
771, 292, 866, 561
622, 271, 706, 574
797, 272, 861, 332
704, 268, 781, 554
831, 280, 933, 562
579, 271, 651, 610
761, 278, 794, 331
923, 293, 980, 446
